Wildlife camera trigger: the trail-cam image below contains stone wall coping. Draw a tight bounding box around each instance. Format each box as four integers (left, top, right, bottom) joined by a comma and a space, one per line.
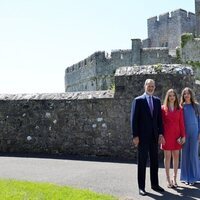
0, 91, 114, 101
142, 47, 168, 51
115, 64, 193, 76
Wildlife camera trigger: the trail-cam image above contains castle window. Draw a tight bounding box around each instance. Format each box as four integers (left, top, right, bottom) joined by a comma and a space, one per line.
165, 42, 168, 47
84, 59, 87, 65
120, 54, 124, 59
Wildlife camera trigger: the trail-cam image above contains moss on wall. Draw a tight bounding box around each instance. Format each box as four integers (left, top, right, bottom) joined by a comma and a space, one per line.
186, 60, 200, 69
154, 63, 162, 73
181, 33, 194, 48
176, 47, 182, 64
186, 60, 200, 80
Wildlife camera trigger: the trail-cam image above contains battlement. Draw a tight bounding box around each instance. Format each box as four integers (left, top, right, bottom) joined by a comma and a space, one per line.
148, 9, 195, 24
66, 49, 134, 75
65, 51, 106, 74
147, 16, 158, 24
111, 49, 131, 53
188, 12, 195, 18
147, 8, 196, 51
110, 49, 132, 60
158, 12, 169, 22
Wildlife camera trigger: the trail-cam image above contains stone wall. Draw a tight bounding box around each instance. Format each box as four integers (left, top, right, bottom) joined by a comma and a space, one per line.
65, 1, 199, 93
195, 0, 200, 36
0, 65, 197, 161
181, 36, 200, 62
64, 52, 107, 92
65, 40, 174, 92
146, 9, 196, 52
141, 48, 172, 65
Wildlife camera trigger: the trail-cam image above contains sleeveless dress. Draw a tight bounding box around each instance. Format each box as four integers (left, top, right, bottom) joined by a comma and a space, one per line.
180, 104, 200, 183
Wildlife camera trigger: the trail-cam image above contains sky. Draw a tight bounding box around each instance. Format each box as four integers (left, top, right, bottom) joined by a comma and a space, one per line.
0, 0, 195, 93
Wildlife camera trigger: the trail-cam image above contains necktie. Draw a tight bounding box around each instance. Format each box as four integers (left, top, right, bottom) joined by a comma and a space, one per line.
149, 96, 153, 116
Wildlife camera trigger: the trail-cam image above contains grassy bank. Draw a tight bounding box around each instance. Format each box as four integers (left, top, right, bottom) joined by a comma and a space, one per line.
0, 179, 117, 200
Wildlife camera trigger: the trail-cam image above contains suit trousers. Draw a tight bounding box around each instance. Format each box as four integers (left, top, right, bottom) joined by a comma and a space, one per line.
137, 138, 159, 189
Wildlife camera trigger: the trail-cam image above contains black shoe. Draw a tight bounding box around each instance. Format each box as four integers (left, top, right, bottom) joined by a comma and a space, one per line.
139, 188, 148, 196
151, 185, 165, 192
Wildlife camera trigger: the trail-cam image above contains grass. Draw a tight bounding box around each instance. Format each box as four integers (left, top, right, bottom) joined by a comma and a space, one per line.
0, 179, 117, 200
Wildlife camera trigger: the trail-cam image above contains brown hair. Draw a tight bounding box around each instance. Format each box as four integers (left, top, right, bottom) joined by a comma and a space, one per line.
180, 87, 200, 115
163, 89, 180, 110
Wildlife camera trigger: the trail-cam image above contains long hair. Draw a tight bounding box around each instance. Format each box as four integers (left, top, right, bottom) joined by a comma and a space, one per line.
163, 89, 180, 110
180, 87, 200, 116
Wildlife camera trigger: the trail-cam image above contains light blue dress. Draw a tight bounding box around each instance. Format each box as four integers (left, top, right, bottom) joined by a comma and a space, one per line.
180, 104, 200, 183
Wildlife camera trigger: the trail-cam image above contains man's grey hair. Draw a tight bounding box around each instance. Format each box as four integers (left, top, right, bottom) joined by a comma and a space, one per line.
144, 79, 155, 86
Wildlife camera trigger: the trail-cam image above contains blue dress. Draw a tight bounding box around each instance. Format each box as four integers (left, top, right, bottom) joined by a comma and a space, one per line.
180, 104, 200, 183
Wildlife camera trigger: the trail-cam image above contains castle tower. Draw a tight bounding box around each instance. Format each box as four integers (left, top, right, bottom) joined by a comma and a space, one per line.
195, 0, 200, 36
131, 39, 141, 65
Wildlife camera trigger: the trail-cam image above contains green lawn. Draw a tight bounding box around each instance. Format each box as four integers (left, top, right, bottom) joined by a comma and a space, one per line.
0, 179, 118, 200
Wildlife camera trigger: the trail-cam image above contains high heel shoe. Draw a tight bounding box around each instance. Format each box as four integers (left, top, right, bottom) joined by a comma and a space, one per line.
167, 177, 173, 188
173, 182, 178, 188
167, 181, 174, 188
173, 176, 178, 188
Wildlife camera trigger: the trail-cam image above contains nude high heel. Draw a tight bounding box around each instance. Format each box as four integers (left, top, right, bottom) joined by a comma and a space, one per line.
167, 176, 173, 188
173, 176, 178, 188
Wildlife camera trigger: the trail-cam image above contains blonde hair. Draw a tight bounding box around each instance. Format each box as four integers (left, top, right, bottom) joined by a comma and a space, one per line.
163, 89, 180, 110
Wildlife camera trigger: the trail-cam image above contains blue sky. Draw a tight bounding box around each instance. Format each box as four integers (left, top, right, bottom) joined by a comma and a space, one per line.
0, 0, 195, 93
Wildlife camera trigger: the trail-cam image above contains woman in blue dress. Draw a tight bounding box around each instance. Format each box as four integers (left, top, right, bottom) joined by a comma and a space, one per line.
180, 87, 200, 185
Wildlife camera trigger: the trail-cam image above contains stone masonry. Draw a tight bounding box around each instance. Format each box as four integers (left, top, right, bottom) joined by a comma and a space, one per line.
0, 65, 198, 161
65, 0, 200, 93
65, 43, 174, 92
144, 9, 196, 53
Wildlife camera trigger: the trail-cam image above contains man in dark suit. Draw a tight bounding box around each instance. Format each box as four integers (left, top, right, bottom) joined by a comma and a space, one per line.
131, 79, 165, 196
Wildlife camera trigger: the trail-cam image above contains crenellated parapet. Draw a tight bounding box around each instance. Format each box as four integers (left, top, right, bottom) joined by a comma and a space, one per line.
147, 9, 196, 52
65, 38, 174, 92
65, 51, 106, 74
65, 1, 199, 93
148, 9, 195, 26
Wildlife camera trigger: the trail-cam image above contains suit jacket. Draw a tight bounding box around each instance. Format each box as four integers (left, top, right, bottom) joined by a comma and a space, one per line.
131, 94, 163, 142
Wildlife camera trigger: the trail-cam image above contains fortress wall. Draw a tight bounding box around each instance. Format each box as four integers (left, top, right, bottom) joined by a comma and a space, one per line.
0, 65, 196, 161
65, 49, 134, 91
142, 38, 151, 48
147, 16, 159, 47
95, 50, 132, 90
181, 37, 200, 62
181, 12, 196, 34
195, 0, 200, 36
110, 50, 132, 68
141, 48, 172, 65
114, 65, 195, 100
148, 9, 196, 50
65, 52, 107, 92
65, 46, 175, 92
65, 67, 96, 91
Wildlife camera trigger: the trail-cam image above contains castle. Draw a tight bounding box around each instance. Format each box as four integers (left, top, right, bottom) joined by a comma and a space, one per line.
1, 1, 200, 160
65, 0, 200, 92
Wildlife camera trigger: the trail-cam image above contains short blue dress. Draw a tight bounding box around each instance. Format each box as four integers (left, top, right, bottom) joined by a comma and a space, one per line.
180, 104, 200, 183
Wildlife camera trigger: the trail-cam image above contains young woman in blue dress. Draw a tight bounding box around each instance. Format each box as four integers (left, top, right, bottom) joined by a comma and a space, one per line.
180, 87, 200, 185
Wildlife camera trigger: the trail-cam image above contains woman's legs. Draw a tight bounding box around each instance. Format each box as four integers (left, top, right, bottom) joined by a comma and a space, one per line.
172, 150, 179, 186
164, 150, 172, 186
